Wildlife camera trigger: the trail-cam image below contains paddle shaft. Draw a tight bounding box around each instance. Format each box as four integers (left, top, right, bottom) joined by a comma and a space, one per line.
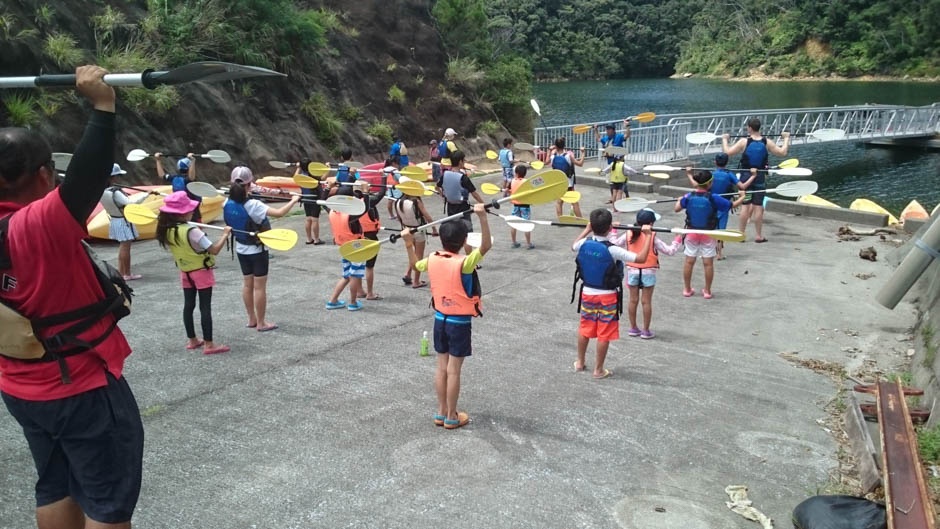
620, 185, 789, 209
113, 183, 167, 196
648, 166, 787, 173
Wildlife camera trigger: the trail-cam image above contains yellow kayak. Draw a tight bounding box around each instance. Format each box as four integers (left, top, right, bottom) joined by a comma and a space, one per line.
900, 200, 929, 224
87, 185, 224, 240
798, 195, 840, 208
849, 198, 899, 225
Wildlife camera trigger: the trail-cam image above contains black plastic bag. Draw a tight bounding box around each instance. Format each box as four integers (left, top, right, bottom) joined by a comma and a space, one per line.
792, 495, 886, 529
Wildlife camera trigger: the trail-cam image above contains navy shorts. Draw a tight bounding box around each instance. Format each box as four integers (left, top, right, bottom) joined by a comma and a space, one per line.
237, 251, 270, 277
364, 231, 378, 268
2, 373, 144, 524
433, 316, 472, 357
609, 182, 625, 191
303, 202, 322, 217
745, 189, 766, 206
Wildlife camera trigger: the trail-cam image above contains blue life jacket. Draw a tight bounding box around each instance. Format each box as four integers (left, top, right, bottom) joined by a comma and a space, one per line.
223, 200, 271, 246
498, 148, 512, 168
441, 170, 468, 204
336, 164, 354, 184
552, 153, 575, 180
571, 238, 624, 316
740, 137, 769, 169
710, 169, 738, 196
437, 140, 450, 160
171, 175, 203, 205
685, 192, 719, 230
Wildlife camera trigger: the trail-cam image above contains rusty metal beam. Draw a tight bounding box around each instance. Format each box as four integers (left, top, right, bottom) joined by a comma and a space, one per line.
876, 379, 936, 529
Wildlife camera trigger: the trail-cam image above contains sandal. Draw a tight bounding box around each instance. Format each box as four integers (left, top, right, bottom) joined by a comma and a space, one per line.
313, 240, 325, 245
444, 411, 470, 430
412, 280, 428, 289
305, 240, 316, 245
186, 340, 205, 350
755, 238, 768, 243
257, 324, 279, 332
573, 361, 586, 372
433, 414, 446, 427
366, 295, 383, 300
402, 276, 413, 286
593, 368, 612, 379
203, 345, 230, 355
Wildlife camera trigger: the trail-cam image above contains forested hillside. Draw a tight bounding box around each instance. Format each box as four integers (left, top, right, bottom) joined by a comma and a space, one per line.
481, 0, 939, 79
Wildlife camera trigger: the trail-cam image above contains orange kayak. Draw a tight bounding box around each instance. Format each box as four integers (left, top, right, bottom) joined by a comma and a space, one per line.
899, 200, 929, 225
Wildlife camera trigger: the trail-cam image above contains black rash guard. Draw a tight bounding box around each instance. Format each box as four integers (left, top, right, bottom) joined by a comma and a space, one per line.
59, 110, 116, 224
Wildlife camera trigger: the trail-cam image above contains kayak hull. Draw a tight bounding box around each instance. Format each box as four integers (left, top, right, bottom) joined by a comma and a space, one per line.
87, 185, 224, 240
900, 199, 929, 224
798, 195, 840, 208
849, 198, 899, 225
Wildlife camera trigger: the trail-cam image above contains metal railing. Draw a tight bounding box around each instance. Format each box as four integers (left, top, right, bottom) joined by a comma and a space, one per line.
534, 103, 940, 162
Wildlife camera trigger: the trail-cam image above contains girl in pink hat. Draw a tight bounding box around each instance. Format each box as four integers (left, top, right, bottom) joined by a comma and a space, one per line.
156, 191, 233, 355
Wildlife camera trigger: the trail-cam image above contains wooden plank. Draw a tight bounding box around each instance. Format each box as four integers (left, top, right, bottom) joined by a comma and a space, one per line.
877, 380, 936, 529
845, 391, 883, 492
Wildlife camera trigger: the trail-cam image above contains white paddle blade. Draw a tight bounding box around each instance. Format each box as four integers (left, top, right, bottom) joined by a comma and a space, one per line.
203, 150, 231, 163
604, 146, 629, 156
268, 161, 292, 169
514, 142, 537, 151
466, 232, 495, 248
51, 152, 72, 171
345, 161, 364, 169
642, 164, 678, 172
614, 198, 653, 212
323, 195, 365, 216
186, 181, 221, 198
584, 167, 602, 174
772, 167, 813, 177
809, 128, 846, 141
126, 149, 150, 162
504, 216, 535, 232
686, 132, 718, 145
772, 180, 818, 198
529, 99, 541, 116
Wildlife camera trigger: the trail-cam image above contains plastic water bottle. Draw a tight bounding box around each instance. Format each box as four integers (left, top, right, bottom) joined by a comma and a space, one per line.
419, 330, 430, 357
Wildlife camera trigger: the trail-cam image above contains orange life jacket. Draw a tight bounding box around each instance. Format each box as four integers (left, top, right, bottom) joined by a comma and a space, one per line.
359, 200, 381, 233
510, 177, 525, 205
626, 231, 659, 269
427, 251, 482, 316
329, 210, 362, 245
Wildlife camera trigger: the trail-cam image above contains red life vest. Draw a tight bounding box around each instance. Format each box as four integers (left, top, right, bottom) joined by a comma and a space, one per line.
510, 177, 525, 205
626, 231, 658, 269
329, 210, 362, 245
427, 251, 482, 316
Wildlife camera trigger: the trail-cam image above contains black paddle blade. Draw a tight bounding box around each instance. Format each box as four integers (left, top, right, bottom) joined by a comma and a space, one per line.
145, 62, 287, 88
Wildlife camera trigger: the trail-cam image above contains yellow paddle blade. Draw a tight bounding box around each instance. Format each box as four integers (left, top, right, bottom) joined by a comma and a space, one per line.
480, 182, 502, 195
123, 204, 159, 225
486, 150, 498, 159
400, 166, 427, 180
723, 229, 746, 243
572, 124, 593, 134
561, 190, 581, 203
558, 214, 588, 225
306, 162, 332, 178
507, 169, 568, 205
584, 167, 602, 175
395, 180, 426, 197
258, 229, 299, 251
677, 228, 746, 243
778, 158, 799, 169
339, 238, 382, 262
529, 160, 544, 170
650, 173, 671, 180
293, 174, 320, 189
630, 112, 656, 123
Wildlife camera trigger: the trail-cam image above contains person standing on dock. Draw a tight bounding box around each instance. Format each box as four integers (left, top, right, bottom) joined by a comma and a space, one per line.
596, 120, 631, 167
721, 118, 790, 244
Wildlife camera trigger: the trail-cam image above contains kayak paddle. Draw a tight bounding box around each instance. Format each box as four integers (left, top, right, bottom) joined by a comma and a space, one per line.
291, 173, 428, 197
546, 217, 745, 242
642, 163, 812, 177
122, 204, 298, 251
127, 149, 231, 164
613, 180, 820, 212
685, 128, 846, 145
270, 160, 364, 170
484, 150, 545, 169
52, 152, 72, 171
530, 99, 549, 131
185, 181, 366, 216
339, 170, 568, 262
572, 112, 656, 134
0, 61, 285, 89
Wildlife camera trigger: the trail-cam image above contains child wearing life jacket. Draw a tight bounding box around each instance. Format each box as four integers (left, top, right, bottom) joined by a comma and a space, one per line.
224, 166, 300, 330
438, 150, 484, 253
326, 181, 371, 311
155, 152, 203, 222
605, 159, 636, 206
384, 156, 401, 221
509, 165, 534, 249
694, 153, 746, 260
329, 149, 358, 197
498, 137, 515, 195
571, 209, 653, 378
548, 137, 585, 219
401, 204, 492, 430
611, 208, 681, 339
396, 194, 436, 288
675, 169, 732, 299
156, 191, 233, 355
101, 163, 151, 280
359, 169, 386, 301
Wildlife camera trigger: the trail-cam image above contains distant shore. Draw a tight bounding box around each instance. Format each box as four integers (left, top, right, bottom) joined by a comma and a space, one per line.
671, 72, 940, 83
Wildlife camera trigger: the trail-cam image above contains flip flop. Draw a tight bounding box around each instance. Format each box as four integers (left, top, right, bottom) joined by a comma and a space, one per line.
593, 368, 612, 379
185, 340, 205, 350
444, 411, 470, 430
203, 345, 230, 355
412, 281, 428, 289
257, 324, 279, 332
366, 295, 383, 300
305, 240, 315, 245
313, 240, 325, 245
433, 414, 445, 427
402, 276, 413, 286
573, 361, 586, 372
245, 323, 257, 328
755, 238, 769, 243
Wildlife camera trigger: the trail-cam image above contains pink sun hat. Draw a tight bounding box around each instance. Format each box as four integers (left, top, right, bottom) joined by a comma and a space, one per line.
160, 190, 200, 214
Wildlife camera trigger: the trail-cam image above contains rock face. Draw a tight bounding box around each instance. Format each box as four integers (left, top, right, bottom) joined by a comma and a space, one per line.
0, 0, 505, 183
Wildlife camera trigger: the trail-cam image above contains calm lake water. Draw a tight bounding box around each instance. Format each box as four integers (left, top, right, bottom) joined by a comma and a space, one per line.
534, 79, 940, 213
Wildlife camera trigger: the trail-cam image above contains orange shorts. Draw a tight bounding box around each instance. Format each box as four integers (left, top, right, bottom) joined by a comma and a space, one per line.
578, 292, 620, 341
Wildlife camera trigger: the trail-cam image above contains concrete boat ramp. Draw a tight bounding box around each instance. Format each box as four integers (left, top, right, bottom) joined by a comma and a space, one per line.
0, 180, 918, 528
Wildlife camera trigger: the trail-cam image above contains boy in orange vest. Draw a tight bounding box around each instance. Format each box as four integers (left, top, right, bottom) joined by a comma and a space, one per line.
508, 165, 534, 249
611, 208, 681, 339
401, 204, 491, 429
326, 182, 369, 311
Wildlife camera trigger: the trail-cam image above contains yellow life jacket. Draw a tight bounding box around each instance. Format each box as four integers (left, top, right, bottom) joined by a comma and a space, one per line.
167, 225, 215, 272
610, 161, 628, 183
